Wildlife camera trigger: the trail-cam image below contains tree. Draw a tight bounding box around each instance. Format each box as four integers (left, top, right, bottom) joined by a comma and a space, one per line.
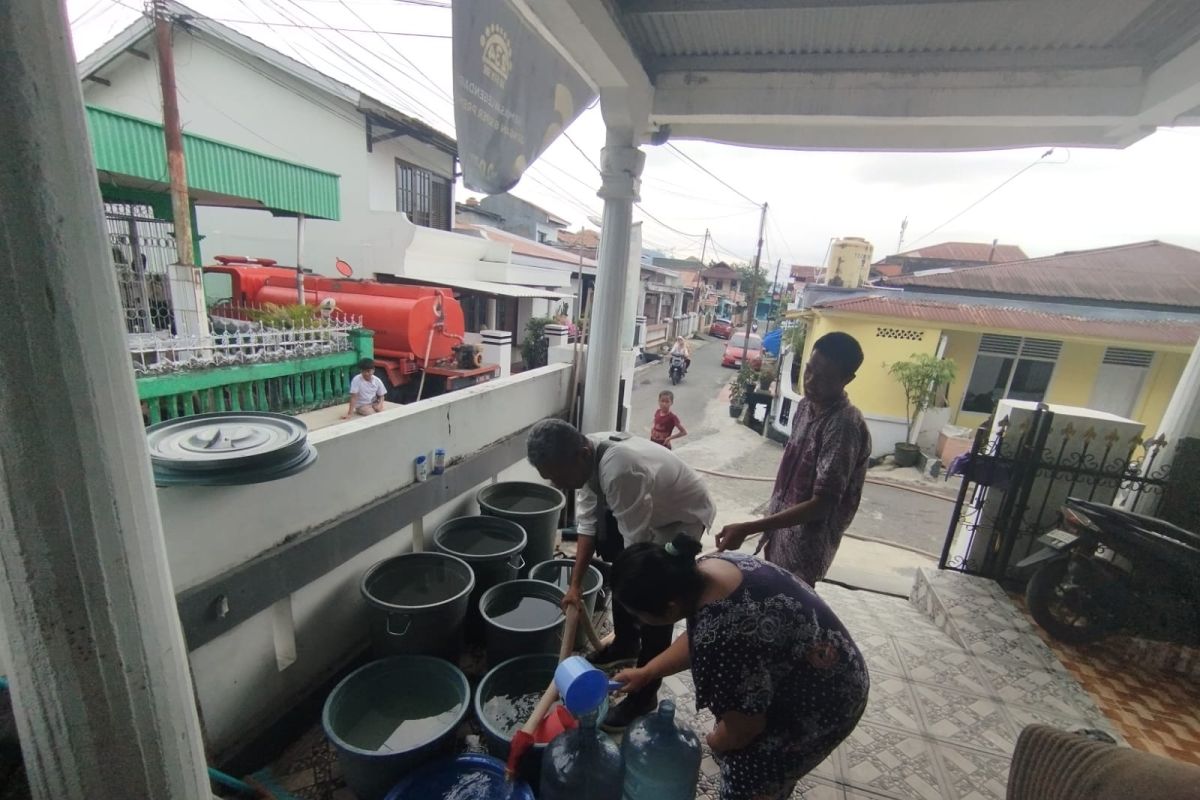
888, 353, 958, 443
737, 263, 769, 302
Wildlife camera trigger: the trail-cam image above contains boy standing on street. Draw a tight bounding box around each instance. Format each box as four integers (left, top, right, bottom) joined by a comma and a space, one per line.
649, 390, 688, 449
344, 358, 386, 418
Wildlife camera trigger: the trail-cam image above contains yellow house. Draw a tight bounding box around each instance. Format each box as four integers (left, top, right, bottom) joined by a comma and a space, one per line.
795, 241, 1200, 454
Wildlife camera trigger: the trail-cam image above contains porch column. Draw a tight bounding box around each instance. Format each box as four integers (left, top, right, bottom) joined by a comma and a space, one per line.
0, 1, 210, 798
1127, 337, 1200, 514
581, 130, 644, 434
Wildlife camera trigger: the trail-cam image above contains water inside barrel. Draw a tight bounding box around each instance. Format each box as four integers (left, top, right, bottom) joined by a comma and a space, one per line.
442, 526, 517, 556
375, 563, 464, 606
482, 690, 544, 738
488, 492, 554, 513
340, 687, 464, 752
488, 595, 561, 629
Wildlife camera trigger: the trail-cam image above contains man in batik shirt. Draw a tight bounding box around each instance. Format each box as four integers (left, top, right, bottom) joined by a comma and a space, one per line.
716, 332, 871, 586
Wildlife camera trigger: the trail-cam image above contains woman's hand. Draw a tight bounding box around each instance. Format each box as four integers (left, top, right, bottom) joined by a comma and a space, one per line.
612, 665, 656, 695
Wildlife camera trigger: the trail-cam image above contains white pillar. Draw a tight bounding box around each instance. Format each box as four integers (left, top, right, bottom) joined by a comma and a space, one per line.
0, 1, 210, 797
486, 297, 498, 329
166, 261, 211, 340
620, 223, 643, 351
481, 329, 513, 379
634, 315, 648, 349
581, 132, 644, 434
543, 323, 569, 350
1126, 337, 1200, 514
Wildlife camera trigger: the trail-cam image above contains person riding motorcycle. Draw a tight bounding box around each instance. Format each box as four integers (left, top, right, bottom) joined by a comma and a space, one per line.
669, 336, 691, 374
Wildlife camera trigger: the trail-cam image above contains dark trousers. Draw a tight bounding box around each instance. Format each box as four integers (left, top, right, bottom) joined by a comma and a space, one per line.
597, 511, 673, 704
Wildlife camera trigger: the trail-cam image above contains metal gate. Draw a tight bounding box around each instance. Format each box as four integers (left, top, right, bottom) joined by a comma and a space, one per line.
105, 202, 177, 334
938, 406, 1173, 580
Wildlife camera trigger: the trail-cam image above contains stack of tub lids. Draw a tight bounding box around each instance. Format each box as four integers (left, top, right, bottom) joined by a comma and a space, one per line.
146, 412, 317, 486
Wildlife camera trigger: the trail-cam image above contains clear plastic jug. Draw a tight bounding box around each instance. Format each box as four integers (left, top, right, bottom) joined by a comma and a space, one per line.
620, 700, 701, 800
539, 708, 624, 800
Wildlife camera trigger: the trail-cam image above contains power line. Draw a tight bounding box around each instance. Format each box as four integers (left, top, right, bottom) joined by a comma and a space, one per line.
335, 0, 454, 103
666, 143, 759, 207
563, 131, 600, 173
905, 148, 1062, 248
185, 15, 453, 37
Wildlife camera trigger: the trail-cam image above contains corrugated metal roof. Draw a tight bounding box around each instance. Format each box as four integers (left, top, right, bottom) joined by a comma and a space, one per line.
885, 241, 1200, 308
892, 242, 1027, 263
620, 0, 1162, 62
816, 295, 1200, 347
87, 106, 339, 221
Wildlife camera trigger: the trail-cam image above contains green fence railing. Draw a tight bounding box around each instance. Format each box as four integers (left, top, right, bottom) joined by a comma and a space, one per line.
137, 329, 373, 424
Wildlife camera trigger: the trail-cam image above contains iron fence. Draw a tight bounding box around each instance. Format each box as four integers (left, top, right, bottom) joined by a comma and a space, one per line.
106, 203, 176, 334
939, 405, 1172, 581
129, 304, 363, 376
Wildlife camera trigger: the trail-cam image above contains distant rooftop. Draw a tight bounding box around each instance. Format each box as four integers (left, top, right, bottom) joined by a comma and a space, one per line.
884, 240, 1200, 309
886, 242, 1028, 264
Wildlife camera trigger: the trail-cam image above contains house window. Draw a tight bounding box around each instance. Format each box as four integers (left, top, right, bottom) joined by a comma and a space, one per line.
396, 159, 451, 230
715, 280, 724, 290
961, 334, 1062, 414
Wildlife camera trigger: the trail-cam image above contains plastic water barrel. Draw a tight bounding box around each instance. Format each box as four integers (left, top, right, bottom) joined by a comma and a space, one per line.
360, 552, 474, 660
383, 753, 534, 800
476, 482, 565, 575
620, 700, 701, 800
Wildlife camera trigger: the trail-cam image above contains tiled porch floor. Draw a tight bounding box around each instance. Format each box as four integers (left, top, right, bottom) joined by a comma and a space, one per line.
264, 568, 1118, 800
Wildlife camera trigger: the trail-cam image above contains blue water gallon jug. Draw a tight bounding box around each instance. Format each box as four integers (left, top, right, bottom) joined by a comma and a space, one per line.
539, 708, 624, 800
621, 700, 701, 800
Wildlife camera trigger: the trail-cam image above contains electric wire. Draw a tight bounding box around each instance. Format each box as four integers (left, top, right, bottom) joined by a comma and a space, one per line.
666, 143, 759, 207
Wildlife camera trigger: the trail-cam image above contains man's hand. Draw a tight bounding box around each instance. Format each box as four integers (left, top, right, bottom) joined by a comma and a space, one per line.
715, 522, 752, 552
612, 665, 655, 695
342, 412, 353, 420
560, 585, 583, 612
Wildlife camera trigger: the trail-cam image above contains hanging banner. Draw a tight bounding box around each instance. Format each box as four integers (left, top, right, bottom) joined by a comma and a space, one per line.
452, 0, 596, 194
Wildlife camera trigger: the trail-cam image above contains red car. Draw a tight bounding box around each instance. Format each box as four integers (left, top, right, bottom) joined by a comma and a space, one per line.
708, 317, 733, 338
722, 333, 763, 369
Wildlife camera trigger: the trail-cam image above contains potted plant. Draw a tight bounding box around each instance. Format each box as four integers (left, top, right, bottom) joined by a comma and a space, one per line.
887, 353, 958, 468
728, 375, 747, 417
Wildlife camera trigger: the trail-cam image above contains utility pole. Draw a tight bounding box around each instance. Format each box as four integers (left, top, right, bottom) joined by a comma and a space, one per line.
740, 202, 768, 366
896, 216, 908, 253
700, 228, 709, 264
763, 257, 783, 338
153, 1, 211, 342
155, 1, 193, 268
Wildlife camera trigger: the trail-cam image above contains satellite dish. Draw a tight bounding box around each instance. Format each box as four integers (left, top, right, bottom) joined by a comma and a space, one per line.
335, 258, 354, 278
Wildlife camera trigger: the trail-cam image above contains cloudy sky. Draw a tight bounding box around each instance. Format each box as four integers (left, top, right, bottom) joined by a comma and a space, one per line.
69, 0, 1200, 266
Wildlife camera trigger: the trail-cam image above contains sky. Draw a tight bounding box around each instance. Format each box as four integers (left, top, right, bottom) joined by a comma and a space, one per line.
69, 0, 1200, 268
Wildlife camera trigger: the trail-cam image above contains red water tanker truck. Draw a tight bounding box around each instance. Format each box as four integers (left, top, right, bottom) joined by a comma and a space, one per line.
204, 257, 498, 401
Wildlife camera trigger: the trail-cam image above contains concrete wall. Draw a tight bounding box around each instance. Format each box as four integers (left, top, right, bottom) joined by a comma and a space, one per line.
81, 29, 453, 277
158, 365, 573, 754
477, 194, 563, 242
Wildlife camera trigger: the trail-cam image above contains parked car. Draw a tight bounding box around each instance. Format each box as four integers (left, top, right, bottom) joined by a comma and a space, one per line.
708, 318, 733, 338
722, 333, 763, 369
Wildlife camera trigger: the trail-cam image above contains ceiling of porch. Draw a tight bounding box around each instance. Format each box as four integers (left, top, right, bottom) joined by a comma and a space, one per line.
519, 0, 1200, 150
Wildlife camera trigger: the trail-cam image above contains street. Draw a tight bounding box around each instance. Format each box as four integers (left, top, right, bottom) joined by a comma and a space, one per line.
628, 337, 952, 592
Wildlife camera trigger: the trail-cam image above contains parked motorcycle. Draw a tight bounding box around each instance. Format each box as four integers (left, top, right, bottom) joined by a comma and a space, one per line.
668, 353, 686, 385
1017, 498, 1200, 645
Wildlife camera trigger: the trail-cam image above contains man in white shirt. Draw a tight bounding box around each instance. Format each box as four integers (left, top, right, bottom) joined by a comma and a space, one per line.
344, 358, 386, 418
526, 417, 716, 730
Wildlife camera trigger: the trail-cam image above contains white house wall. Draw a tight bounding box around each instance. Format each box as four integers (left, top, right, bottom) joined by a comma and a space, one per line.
81, 29, 453, 277
159, 365, 574, 754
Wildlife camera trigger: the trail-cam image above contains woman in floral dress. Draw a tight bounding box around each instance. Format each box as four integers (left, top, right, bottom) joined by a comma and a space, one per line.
612, 535, 869, 800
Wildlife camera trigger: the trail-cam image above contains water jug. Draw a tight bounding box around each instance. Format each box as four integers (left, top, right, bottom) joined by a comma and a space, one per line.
621, 700, 702, 800
538, 708, 623, 800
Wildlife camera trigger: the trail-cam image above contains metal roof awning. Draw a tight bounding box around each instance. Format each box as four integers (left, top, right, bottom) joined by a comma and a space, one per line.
516, 0, 1200, 150
387, 274, 570, 300
87, 106, 340, 220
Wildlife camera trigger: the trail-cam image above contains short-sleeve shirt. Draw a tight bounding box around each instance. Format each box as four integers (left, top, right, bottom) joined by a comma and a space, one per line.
650, 408, 682, 446
574, 432, 715, 546
349, 374, 386, 409
690, 553, 868, 799
758, 393, 871, 585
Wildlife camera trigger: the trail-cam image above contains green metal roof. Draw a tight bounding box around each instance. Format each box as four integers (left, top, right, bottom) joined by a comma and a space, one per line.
86, 106, 340, 221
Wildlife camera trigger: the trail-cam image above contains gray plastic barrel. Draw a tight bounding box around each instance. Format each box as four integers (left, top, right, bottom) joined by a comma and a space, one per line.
479, 579, 565, 666
323, 656, 470, 800
361, 552, 474, 660
474, 654, 559, 791
530, 558, 603, 648
433, 516, 527, 636
477, 482, 565, 576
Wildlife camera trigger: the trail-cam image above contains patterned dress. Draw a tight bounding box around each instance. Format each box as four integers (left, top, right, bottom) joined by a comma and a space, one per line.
690, 553, 869, 800
757, 393, 871, 585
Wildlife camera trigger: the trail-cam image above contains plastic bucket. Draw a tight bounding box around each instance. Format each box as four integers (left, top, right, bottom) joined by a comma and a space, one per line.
529, 558, 603, 647
476, 482, 565, 576
322, 656, 470, 800
383, 753, 534, 800
360, 552, 475, 660
474, 654, 559, 791
433, 516, 527, 637
554, 656, 624, 716
479, 580, 565, 666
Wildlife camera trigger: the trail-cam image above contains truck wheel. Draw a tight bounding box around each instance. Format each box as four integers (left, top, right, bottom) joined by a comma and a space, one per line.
378, 373, 404, 403
1026, 559, 1114, 645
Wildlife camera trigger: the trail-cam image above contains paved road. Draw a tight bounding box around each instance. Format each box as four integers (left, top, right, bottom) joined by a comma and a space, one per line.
628, 336, 732, 445
628, 338, 952, 559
